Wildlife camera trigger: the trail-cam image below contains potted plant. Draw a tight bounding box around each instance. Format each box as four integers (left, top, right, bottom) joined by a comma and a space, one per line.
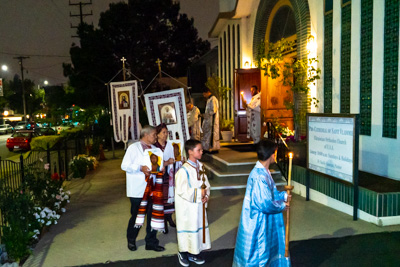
220, 119, 234, 142
69, 155, 89, 178
256, 37, 321, 140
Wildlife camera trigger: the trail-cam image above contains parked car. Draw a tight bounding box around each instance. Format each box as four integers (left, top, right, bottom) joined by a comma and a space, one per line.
6, 130, 39, 151
56, 123, 75, 134
36, 127, 56, 136
0, 124, 14, 134
14, 121, 29, 131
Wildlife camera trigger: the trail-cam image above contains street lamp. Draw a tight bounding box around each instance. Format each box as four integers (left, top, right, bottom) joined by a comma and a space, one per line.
44, 80, 49, 85
1, 65, 8, 71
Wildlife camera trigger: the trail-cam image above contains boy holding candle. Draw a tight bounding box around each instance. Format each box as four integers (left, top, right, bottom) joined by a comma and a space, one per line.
233, 139, 291, 267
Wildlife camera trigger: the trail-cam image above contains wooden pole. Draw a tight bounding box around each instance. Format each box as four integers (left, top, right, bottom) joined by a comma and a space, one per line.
284, 185, 294, 258
200, 165, 207, 243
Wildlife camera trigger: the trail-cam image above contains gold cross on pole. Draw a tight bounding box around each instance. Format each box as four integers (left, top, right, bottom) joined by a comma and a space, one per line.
121, 57, 127, 81
156, 58, 162, 78
199, 165, 206, 182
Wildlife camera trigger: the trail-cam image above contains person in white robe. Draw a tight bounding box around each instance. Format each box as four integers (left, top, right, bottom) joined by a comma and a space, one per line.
186, 102, 201, 141
241, 85, 261, 143
201, 89, 220, 152
175, 139, 211, 266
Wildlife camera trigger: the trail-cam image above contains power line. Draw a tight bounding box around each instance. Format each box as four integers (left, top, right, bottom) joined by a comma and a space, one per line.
0, 51, 70, 58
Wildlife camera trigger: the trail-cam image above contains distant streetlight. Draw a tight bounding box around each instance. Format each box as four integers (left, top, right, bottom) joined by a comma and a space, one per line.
44, 80, 49, 85
1, 65, 8, 71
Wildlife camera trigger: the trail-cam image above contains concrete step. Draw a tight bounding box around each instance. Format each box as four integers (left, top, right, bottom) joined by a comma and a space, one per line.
203, 161, 287, 189
201, 152, 256, 173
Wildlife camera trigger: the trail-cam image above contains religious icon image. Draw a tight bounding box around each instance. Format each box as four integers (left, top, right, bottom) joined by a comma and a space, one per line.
158, 102, 177, 125
172, 142, 181, 161
118, 91, 130, 109
149, 152, 162, 173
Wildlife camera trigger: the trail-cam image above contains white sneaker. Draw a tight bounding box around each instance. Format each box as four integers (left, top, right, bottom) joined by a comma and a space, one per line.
178, 252, 190, 267
188, 254, 205, 265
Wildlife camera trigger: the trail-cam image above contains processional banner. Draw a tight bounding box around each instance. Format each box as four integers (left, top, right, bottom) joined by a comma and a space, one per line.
144, 88, 189, 146
110, 81, 140, 145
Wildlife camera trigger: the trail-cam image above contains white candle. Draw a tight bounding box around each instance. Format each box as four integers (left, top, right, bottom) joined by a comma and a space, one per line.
288, 152, 293, 186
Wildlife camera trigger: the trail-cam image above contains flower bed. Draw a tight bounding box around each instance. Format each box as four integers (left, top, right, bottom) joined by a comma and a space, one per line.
0, 164, 70, 264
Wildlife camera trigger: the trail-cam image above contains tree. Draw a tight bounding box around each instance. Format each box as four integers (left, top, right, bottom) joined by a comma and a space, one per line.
0, 75, 43, 118
63, 0, 210, 108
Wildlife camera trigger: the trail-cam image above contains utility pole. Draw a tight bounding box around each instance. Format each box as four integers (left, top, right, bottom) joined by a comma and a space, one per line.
14, 56, 29, 120
69, 0, 93, 38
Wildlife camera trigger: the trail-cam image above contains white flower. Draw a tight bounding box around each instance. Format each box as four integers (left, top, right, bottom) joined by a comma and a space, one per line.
67, 200, 70, 203
44, 163, 50, 170
40, 219, 45, 223
61, 208, 66, 213
34, 229, 40, 234
67, 191, 71, 195
64, 195, 69, 200
46, 221, 52, 226
54, 221, 58, 225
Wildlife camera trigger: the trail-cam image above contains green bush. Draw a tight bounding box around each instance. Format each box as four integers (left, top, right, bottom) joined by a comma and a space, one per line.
70, 155, 89, 178
30, 136, 62, 150
0, 189, 40, 262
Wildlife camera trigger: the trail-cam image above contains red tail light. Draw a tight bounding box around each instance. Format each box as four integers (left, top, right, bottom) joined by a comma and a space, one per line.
25, 139, 29, 143
6, 139, 10, 143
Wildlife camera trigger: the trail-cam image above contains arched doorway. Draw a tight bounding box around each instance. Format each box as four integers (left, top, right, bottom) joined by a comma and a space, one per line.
261, 2, 297, 135
253, 0, 311, 137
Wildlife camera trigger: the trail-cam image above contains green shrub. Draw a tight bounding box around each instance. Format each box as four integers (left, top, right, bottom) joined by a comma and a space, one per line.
30, 136, 62, 150
70, 155, 89, 178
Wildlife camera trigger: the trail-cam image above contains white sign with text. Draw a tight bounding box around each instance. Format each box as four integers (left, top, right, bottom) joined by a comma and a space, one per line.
308, 116, 355, 183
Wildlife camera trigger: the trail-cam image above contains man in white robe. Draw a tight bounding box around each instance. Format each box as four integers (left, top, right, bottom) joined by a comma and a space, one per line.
175, 139, 211, 266
201, 89, 220, 152
186, 102, 201, 141
241, 85, 261, 143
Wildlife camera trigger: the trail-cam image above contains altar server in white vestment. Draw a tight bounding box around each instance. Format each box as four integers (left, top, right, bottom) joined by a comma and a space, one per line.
175, 139, 211, 266
186, 101, 201, 141
201, 88, 220, 152
233, 140, 290, 267
241, 85, 261, 143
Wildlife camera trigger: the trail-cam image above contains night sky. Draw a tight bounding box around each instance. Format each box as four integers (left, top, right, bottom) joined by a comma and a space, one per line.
0, 0, 219, 86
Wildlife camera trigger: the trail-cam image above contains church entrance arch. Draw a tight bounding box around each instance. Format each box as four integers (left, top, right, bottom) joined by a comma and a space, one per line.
253, 0, 311, 137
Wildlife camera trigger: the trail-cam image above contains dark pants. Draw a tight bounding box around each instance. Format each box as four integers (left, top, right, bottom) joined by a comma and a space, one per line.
127, 197, 159, 247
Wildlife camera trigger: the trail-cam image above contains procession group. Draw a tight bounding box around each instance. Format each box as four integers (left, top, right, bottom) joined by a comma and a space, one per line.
121, 87, 292, 266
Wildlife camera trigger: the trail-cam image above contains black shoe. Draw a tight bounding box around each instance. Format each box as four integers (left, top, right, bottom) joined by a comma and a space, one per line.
145, 245, 165, 252
167, 216, 176, 228
163, 219, 169, 234
127, 243, 137, 251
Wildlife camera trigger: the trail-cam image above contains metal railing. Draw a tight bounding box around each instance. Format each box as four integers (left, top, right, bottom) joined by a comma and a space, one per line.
0, 135, 88, 242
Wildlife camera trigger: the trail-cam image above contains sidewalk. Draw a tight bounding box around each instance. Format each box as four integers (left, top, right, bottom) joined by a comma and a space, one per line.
22, 149, 400, 267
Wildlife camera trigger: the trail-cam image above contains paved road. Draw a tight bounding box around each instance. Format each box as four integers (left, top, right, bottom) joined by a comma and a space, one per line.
0, 133, 23, 160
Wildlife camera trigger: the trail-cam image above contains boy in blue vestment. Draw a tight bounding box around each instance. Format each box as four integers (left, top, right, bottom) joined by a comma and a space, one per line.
233, 140, 291, 267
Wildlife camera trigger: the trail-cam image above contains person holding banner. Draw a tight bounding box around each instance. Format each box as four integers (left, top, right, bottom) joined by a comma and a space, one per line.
121, 125, 165, 252
233, 139, 291, 267
154, 123, 176, 233
175, 139, 211, 266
